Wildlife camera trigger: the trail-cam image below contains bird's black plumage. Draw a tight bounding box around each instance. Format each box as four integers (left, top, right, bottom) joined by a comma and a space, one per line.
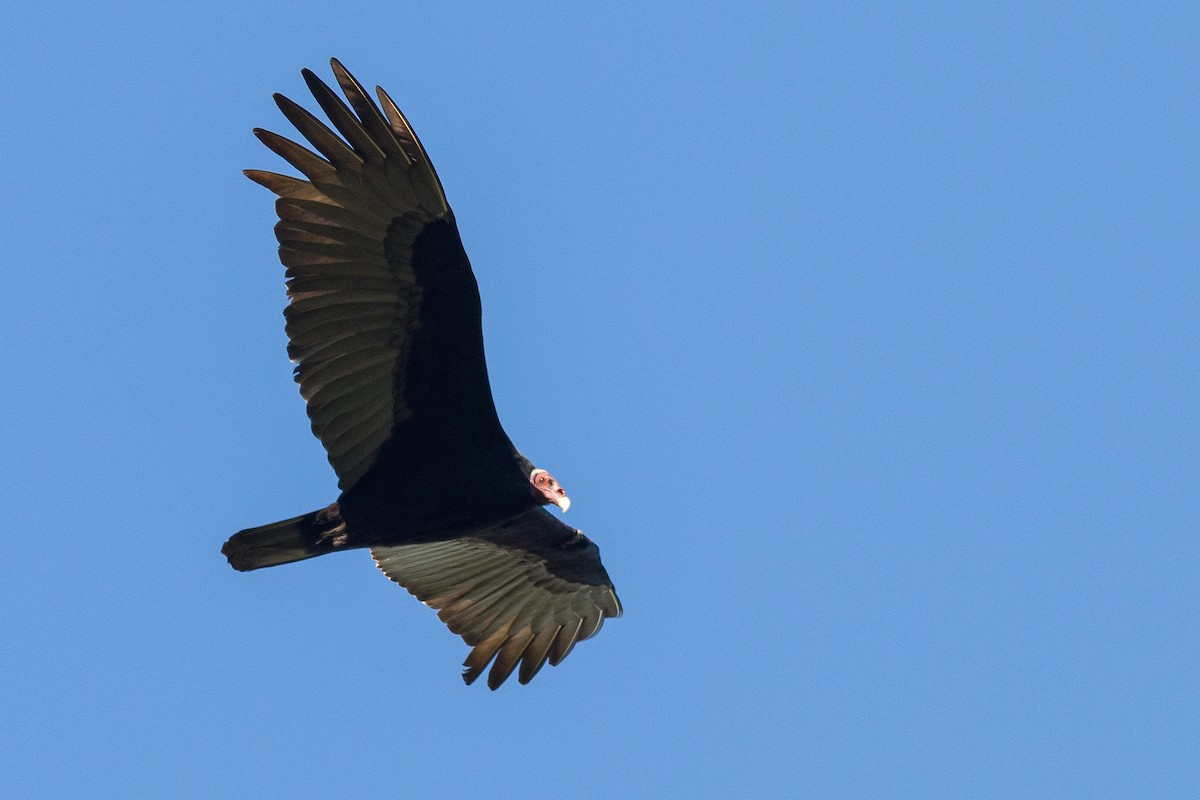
222, 59, 620, 689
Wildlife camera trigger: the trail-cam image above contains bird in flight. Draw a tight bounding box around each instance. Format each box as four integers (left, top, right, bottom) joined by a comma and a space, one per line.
222, 59, 621, 689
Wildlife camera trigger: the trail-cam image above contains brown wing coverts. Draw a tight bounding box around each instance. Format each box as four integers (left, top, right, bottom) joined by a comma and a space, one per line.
371, 508, 622, 689
246, 59, 451, 490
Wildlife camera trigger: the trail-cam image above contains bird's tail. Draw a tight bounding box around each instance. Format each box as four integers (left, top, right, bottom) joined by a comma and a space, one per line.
221, 504, 346, 571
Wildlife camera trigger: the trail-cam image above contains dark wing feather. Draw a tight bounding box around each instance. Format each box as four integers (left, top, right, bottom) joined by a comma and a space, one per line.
246, 60, 462, 491
371, 507, 622, 689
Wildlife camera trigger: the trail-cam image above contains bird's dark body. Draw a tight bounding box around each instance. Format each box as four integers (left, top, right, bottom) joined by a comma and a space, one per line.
337, 216, 530, 544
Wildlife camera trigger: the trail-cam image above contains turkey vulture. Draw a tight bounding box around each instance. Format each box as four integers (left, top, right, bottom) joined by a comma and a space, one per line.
222, 59, 621, 689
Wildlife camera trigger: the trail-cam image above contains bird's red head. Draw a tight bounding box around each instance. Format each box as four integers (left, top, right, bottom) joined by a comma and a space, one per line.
530, 468, 570, 512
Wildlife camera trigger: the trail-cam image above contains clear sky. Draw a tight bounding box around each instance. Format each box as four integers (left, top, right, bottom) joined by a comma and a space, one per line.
2, 2, 1197, 798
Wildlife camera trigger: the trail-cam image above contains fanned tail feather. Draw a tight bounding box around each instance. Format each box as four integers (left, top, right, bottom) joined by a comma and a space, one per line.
222, 505, 345, 571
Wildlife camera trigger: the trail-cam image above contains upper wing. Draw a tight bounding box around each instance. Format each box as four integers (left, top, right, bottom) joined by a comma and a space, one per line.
247, 60, 502, 491
371, 507, 622, 689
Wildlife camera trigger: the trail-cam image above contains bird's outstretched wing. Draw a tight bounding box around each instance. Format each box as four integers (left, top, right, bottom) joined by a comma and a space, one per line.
371, 507, 622, 689
247, 59, 507, 491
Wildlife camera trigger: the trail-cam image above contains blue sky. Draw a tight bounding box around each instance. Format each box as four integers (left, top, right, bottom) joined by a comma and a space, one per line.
2, 2, 1197, 797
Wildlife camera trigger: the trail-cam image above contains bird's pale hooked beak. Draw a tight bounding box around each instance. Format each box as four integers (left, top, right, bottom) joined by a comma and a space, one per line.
553, 494, 571, 513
